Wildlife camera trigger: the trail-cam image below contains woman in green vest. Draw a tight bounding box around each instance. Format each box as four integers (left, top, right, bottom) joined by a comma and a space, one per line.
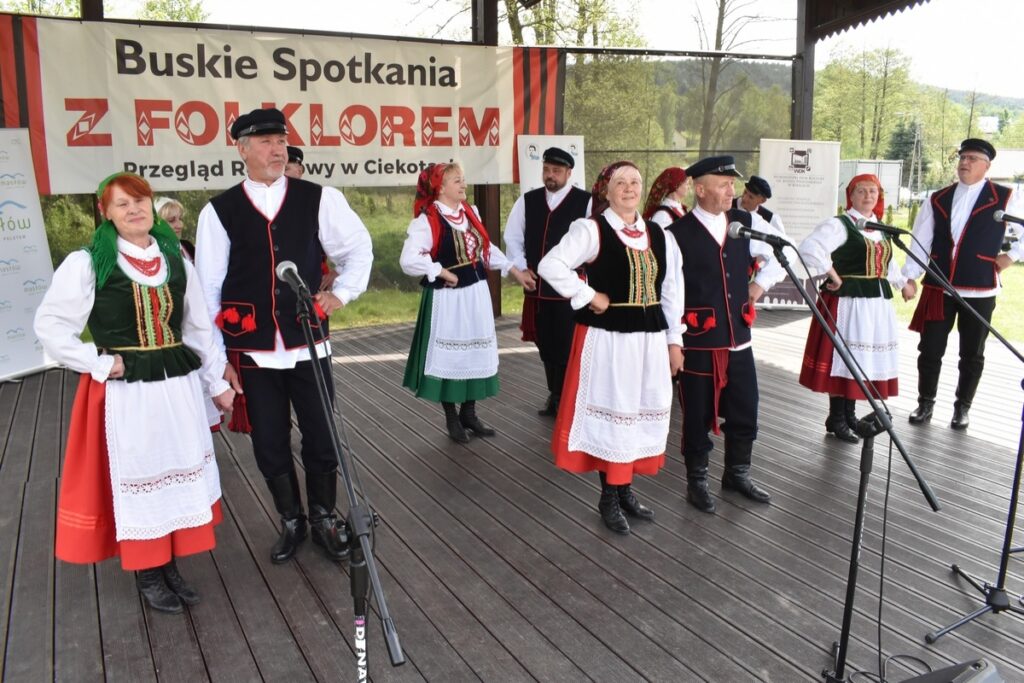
34, 173, 235, 614
797, 174, 917, 443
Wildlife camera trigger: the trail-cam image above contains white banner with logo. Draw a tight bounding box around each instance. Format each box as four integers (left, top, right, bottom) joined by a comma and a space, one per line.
0, 128, 56, 381
758, 138, 841, 307
516, 135, 585, 195
31, 20, 516, 192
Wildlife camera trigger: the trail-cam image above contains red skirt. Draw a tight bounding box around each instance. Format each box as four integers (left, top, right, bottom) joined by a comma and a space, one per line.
799, 293, 898, 400
55, 374, 222, 571
551, 325, 665, 485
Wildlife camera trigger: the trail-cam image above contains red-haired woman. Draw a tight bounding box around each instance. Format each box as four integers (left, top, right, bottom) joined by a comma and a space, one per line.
642, 166, 689, 229
798, 174, 916, 443
35, 173, 234, 614
538, 161, 684, 535
401, 163, 535, 442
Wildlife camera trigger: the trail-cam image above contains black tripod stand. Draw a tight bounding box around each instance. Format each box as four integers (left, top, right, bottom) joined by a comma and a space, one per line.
756, 242, 940, 683
281, 263, 405, 677
884, 235, 1024, 643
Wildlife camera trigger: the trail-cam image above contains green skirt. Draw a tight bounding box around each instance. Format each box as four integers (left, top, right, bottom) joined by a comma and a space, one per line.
402, 287, 500, 403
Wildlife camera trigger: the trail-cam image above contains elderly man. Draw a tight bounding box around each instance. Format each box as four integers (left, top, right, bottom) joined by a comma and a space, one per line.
903, 138, 1024, 430
196, 107, 373, 563
665, 156, 785, 513
504, 147, 591, 416
285, 146, 304, 179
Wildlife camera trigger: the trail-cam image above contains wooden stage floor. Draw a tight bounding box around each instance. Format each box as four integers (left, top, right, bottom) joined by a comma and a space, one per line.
1, 310, 1023, 681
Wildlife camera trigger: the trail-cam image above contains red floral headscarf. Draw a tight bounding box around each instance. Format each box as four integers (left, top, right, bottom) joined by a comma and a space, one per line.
590, 160, 640, 219
846, 173, 885, 220
642, 167, 688, 220
413, 163, 449, 217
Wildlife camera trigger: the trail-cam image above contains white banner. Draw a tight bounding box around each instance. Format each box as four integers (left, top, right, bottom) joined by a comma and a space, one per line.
758, 138, 841, 307
30, 20, 517, 192
516, 135, 585, 195
0, 128, 57, 381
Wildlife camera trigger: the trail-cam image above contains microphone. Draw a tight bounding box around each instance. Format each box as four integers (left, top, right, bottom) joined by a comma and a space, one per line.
994, 210, 1024, 225
854, 217, 910, 236
727, 221, 791, 248
275, 260, 311, 296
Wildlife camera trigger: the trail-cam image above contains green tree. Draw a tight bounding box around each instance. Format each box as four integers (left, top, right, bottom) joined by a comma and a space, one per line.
0, 0, 84, 16
138, 0, 207, 22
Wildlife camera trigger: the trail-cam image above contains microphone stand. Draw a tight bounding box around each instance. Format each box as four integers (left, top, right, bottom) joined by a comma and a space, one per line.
288, 277, 406, 677
888, 235, 1024, 644
761, 243, 941, 683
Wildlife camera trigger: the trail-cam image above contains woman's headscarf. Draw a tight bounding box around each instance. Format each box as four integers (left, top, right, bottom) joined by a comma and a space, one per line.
589, 160, 640, 219
413, 163, 448, 217
845, 173, 885, 220
89, 172, 181, 289
642, 167, 687, 220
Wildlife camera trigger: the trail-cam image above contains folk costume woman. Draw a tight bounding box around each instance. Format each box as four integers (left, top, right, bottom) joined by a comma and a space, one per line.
798, 174, 915, 443
642, 166, 689, 229
401, 163, 535, 442
34, 173, 234, 614
538, 161, 684, 535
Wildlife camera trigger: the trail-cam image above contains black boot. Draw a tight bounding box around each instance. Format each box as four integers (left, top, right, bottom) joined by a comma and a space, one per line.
460, 400, 496, 437
136, 568, 183, 614
306, 469, 350, 561
162, 560, 200, 606
597, 473, 629, 534
265, 470, 308, 564
618, 483, 654, 521
825, 396, 859, 443
951, 402, 971, 430
538, 393, 559, 417
909, 398, 935, 425
721, 439, 771, 504
844, 399, 859, 432
685, 453, 716, 513
443, 402, 470, 443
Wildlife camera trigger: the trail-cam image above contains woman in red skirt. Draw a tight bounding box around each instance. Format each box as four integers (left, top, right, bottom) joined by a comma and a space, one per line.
34, 173, 235, 613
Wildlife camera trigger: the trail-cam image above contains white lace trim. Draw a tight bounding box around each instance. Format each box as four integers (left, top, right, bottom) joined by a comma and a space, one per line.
117, 505, 216, 541
119, 451, 216, 495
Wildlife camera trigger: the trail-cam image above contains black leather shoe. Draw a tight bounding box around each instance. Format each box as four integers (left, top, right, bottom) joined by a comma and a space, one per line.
909, 400, 934, 425
443, 402, 470, 443
310, 512, 350, 561
686, 480, 716, 513
271, 517, 308, 564
137, 568, 183, 614
618, 485, 654, 521
597, 490, 630, 534
162, 561, 200, 606
825, 415, 860, 444
537, 393, 558, 416
951, 404, 970, 430
722, 469, 772, 504
844, 399, 859, 432
460, 401, 496, 437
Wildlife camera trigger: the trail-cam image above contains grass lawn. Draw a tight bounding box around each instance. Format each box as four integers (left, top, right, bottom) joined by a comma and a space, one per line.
331, 282, 526, 329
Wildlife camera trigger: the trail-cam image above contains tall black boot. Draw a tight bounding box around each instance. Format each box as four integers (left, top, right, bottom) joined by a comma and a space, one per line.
597, 472, 629, 534
306, 469, 350, 561
136, 568, 183, 613
265, 470, 308, 564
721, 439, 771, 504
460, 400, 496, 437
951, 370, 982, 430
825, 395, 859, 443
443, 402, 469, 443
618, 483, 654, 521
684, 452, 716, 513
538, 364, 559, 416
162, 560, 200, 605
844, 399, 859, 432
911, 366, 939, 424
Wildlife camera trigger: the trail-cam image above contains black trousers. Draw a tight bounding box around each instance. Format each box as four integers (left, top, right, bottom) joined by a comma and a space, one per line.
679, 347, 759, 458
240, 355, 337, 479
534, 298, 575, 395
916, 294, 996, 405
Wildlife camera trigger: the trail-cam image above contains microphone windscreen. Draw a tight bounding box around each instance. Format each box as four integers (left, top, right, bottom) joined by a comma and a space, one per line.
727, 222, 745, 239
994, 210, 1005, 221
275, 260, 297, 280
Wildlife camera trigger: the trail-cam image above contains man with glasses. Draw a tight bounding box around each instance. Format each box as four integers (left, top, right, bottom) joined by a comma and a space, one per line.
902, 138, 1024, 430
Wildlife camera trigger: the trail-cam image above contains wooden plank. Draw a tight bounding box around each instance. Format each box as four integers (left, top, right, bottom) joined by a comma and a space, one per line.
95, 560, 156, 682
54, 562, 104, 683
143, 591, 208, 683
27, 369, 64, 482
0, 479, 25, 682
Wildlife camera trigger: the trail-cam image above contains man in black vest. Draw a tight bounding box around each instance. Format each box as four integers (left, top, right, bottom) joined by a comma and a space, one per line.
734, 175, 788, 237
196, 108, 373, 563
903, 138, 1024, 430
504, 147, 591, 415
665, 156, 785, 513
